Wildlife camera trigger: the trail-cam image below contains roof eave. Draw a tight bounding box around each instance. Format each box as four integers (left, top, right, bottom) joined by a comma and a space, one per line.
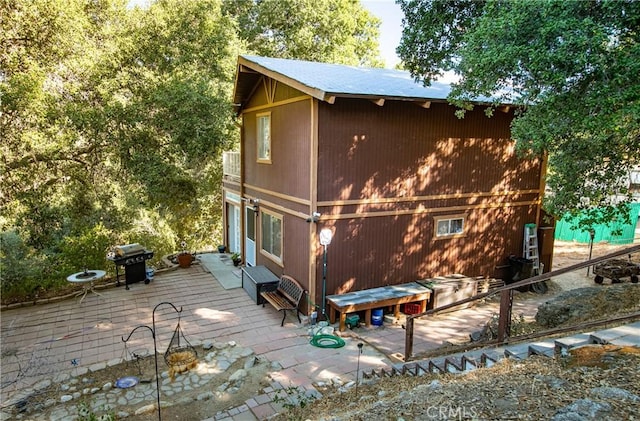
236, 56, 330, 106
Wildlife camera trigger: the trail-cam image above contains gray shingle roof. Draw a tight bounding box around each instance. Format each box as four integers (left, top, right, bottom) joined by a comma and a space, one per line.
243, 55, 451, 99
236, 55, 496, 107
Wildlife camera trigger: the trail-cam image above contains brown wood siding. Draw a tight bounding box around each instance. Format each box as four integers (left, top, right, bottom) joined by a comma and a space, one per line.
317, 100, 541, 202
240, 77, 314, 308
273, 83, 306, 103
282, 216, 312, 312
315, 205, 537, 296
245, 79, 268, 110
243, 99, 312, 202
312, 98, 543, 297
252, 210, 312, 311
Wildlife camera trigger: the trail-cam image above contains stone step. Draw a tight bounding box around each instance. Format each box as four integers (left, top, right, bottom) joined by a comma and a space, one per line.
444, 356, 463, 373
591, 323, 640, 344
428, 357, 447, 374
554, 333, 593, 356
528, 341, 557, 357
460, 349, 488, 371
608, 336, 640, 347
504, 343, 531, 360
481, 349, 505, 368
370, 323, 638, 386
415, 362, 430, 376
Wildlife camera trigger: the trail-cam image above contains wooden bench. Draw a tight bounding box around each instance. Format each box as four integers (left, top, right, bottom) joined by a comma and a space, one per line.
261, 275, 305, 326
326, 282, 432, 332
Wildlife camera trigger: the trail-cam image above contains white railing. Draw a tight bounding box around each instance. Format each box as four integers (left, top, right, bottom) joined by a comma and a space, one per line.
223, 151, 240, 178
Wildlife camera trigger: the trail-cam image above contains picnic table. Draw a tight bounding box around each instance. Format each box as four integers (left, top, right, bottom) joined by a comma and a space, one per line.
326, 282, 431, 332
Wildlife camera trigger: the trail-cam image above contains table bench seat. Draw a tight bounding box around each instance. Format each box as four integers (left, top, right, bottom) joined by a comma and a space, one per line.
326, 282, 431, 332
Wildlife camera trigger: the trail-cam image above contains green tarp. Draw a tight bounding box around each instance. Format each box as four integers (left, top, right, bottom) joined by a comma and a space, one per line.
554, 203, 640, 244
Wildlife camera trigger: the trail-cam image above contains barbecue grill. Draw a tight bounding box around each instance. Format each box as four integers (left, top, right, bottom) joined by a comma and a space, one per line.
107, 243, 154, 290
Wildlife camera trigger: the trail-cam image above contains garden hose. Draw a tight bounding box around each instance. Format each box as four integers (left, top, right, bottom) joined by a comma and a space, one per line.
310, 332, 346, 348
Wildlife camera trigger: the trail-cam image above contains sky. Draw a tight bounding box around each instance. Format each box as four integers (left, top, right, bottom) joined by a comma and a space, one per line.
361, 0, 404, 68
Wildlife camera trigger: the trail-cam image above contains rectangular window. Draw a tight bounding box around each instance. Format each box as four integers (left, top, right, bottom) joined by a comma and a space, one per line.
434, 215, 465, 238
257, 112, 271, 163
261, 210, 282, 262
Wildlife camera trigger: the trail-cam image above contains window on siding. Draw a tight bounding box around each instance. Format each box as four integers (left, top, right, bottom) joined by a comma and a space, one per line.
257, 112, 271, 163
261, 210, 282, 261
434, 215, 465, 238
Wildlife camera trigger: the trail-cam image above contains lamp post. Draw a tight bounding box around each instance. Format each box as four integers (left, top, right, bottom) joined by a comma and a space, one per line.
319, 228, 333, 320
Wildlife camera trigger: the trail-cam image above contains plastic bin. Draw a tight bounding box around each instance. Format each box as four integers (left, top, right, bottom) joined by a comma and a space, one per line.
507, 255, 533, 291
346, 314, 360, 329
371, 308, 384, 326
403, 303, 421, 315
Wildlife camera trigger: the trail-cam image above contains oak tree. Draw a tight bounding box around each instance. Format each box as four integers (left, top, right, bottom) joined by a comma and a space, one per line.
398, 0, 640, 230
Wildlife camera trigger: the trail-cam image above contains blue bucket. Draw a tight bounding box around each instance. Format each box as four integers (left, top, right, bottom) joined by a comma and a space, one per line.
371, 308, 384, 326
145, 267, 155, 281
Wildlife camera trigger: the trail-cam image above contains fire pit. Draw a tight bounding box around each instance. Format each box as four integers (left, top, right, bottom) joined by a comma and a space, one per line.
107, 243, 154, 290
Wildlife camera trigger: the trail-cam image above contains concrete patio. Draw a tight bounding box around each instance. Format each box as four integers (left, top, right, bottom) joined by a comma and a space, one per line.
0, 254, 547, 419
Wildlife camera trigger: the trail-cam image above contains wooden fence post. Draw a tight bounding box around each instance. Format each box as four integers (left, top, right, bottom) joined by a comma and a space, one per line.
404, 316, 414, 362
497, 288, 513, 342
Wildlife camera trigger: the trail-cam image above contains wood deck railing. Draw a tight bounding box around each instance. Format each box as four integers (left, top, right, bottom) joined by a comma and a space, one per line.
223, 151, 240, 178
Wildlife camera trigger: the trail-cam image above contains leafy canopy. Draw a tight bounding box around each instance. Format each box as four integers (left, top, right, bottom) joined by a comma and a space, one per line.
0, 0, 384, 299
224, 0, 382, 67
398, 0, 640, 230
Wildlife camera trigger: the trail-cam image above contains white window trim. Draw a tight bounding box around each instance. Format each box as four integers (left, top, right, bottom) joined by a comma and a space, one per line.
256, 112, 271, 164
434, 214, 466, 239
260, 209, 283, 265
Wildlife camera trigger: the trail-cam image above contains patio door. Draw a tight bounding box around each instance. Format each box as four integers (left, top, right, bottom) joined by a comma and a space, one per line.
245, 206, 256, 266
228, 204, 241, 253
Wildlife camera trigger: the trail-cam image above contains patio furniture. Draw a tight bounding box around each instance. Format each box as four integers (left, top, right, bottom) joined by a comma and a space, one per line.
260, 275, 305, 326
326, 282, 432, 332
241, 266, 280, 305
66, 270, 106, 303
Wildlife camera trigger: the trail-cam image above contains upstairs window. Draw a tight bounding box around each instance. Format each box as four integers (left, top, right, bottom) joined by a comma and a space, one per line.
434, 214, 465, 238
257, 112, 271, 163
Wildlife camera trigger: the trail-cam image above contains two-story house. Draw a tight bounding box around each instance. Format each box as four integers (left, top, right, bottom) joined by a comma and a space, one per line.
222, 55, 548, 315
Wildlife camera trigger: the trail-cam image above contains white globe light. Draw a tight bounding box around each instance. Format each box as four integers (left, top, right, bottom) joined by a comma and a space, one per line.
319, 228, 333, 246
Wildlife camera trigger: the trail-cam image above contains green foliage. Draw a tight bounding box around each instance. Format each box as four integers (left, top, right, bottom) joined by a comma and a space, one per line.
76, 401, 115, 421
398, 0, 640, 228
0, 230, 46, 299
0, 0, 380, 301
272, 384, 318, 410
225, 0, 383, 67
58, 224, 115, 275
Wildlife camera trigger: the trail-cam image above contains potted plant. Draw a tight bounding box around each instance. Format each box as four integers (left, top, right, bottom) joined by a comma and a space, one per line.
231, 252, 242, 267
177, 240, 194, 268
218, 244, 226, 254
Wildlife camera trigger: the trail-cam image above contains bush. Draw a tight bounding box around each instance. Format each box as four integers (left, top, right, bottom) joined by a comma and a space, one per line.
58, 223, 115, 275
0, 230, 48, 301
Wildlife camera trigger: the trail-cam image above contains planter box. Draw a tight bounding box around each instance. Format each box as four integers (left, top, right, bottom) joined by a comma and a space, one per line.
424, 276, 478, 313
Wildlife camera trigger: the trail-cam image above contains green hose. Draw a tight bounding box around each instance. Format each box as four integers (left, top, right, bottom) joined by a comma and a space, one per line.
310, 333, 346, 348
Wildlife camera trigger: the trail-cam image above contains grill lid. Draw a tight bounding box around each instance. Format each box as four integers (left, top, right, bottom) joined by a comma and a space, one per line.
114, 243, 146, 257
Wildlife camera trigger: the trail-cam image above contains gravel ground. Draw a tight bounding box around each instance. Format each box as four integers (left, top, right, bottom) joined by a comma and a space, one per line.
276, 345, 640, 420
273, 241, 640, 420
